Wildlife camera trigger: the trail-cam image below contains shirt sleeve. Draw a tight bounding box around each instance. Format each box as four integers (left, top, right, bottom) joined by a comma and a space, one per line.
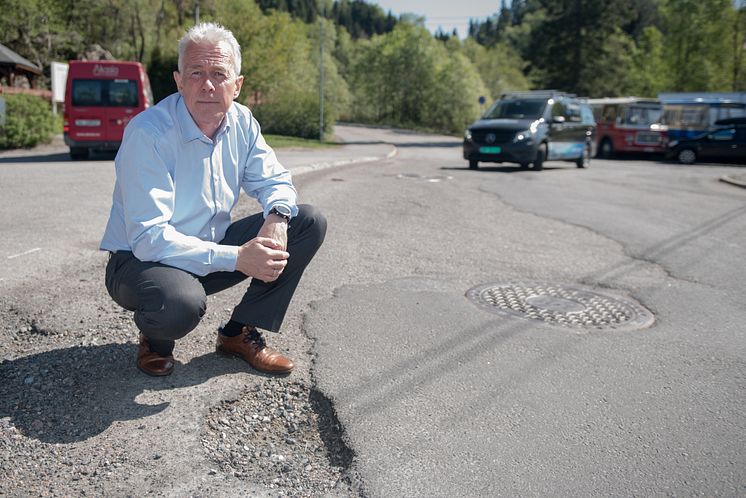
240, 114, 298, 218
117, 125, 238, 276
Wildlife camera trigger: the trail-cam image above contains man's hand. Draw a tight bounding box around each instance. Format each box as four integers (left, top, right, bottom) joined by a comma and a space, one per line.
236, 236, 289, 282
258, 213, 289, 251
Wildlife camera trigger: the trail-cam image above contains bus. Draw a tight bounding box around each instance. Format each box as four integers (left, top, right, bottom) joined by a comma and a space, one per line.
588, 97, 667, 157
659, 92, 746, 142
64, 60, 153, 160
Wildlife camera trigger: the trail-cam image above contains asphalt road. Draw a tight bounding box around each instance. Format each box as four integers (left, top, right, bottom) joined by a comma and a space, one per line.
1, 126, 744, 497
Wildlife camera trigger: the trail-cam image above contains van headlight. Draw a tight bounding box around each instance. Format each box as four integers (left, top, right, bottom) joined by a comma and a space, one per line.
514, 129, 533, 143
464, 129, 472, 141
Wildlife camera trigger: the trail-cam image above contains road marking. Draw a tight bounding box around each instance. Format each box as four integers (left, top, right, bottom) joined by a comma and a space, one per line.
7, 247, 41, 259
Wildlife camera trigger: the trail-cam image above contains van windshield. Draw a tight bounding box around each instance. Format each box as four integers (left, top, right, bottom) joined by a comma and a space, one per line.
483, 99, 546, 120
72, 79, 139, 107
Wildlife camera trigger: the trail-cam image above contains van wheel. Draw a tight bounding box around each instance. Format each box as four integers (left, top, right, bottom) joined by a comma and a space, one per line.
469, 159, 479, 169
533, 144, 546, 171
677, 148, 696, 164
599, 138, 613, 158
70, 147, 88, 160
576, 145, 591, 168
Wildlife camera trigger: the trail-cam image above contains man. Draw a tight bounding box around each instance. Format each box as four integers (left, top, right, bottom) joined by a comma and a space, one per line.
101, 22, 326, 377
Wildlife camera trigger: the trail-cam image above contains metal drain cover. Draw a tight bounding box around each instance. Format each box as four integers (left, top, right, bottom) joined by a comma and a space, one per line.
466, 283, 654, 331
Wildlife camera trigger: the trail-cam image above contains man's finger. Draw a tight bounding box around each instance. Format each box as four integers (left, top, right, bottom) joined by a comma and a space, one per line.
255, 236, 283, 249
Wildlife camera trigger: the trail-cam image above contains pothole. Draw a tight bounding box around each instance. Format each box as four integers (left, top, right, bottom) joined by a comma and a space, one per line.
202, 378, 363, 497
466, 282, 654, 331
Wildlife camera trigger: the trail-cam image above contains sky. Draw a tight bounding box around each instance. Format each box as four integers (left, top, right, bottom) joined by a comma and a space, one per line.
368, 0, 502, 38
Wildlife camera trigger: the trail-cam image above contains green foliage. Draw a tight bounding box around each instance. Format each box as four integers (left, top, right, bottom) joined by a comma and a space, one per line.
660, 0, 738, 91
253, 90, 328, 138
461, 38, 530, 100
348, 25, 487, 133
0, 94, 59, 149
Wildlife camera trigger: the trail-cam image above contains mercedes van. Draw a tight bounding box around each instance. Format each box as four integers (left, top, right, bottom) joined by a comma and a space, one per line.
463, 91, 596, 171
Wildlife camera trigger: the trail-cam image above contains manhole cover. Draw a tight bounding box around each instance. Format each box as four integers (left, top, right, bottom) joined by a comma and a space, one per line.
465, 283, 654, 331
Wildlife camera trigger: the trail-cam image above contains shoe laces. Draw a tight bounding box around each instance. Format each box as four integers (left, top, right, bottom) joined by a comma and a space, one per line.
243, 329, 266, 348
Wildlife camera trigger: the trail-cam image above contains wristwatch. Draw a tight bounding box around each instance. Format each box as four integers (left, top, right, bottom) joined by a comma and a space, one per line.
269, 205, 291, 222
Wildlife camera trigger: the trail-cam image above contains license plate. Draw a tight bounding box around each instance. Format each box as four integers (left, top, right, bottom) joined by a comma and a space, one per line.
479, 146, 502, 154
75, 119, 101, 127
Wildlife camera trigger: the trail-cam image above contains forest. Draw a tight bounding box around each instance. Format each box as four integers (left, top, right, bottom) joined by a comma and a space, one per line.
2, 0, 745, 137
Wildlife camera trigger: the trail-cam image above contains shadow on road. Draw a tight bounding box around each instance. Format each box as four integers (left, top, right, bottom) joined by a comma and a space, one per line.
440, 164, 573, 173
0, 344, 257, 444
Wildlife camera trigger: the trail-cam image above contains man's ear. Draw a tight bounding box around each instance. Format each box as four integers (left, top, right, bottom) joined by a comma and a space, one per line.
173, 71, 182, 92
234, 75, 244, 99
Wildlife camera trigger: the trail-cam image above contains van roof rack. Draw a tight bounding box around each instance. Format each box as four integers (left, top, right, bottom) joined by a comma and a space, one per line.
500, 90, 577, 99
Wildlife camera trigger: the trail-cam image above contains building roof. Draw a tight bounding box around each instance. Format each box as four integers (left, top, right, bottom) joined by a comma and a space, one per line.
0, 42, 42, 75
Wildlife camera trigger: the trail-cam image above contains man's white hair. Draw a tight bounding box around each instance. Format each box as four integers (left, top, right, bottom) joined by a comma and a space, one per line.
178, 22, 242, 77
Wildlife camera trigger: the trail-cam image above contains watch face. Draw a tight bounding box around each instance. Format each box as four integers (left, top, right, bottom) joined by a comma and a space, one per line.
274, 205, 291, 216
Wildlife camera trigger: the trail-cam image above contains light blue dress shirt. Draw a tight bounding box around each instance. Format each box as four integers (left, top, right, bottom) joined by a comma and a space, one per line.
100, 93, 297, 276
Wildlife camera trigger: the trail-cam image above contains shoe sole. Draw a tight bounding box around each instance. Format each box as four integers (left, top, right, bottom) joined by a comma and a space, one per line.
137, 363, 174, 377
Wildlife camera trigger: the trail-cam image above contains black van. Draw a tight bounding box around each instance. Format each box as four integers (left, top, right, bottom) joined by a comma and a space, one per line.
463, 91, 596, 170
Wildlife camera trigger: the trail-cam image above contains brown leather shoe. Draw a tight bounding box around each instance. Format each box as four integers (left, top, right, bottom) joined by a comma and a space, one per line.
137, 334, 175, 377
216, 327, 294, 374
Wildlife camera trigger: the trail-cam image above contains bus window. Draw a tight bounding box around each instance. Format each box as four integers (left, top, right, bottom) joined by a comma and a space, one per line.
601, 105, 617, 123
710, 105, 746, 124
623, 106, 662, 126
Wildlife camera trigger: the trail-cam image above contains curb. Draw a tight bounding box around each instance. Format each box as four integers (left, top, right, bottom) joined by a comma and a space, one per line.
289, 146, 397, 177
719, 175, 746, 189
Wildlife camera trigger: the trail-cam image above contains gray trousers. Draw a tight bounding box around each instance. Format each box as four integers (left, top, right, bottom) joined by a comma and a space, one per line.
105, 204, 326, 350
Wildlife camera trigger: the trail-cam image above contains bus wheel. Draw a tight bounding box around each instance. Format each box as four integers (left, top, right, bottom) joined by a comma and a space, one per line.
533, 144, 546, 171
70, 147, 89, 160
469, 159, 479, 169
677, 148, 696, 164
599, 138, 613, 158
576, 144, 591, 168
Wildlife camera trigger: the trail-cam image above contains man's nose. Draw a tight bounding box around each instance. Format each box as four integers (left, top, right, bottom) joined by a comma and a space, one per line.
201, 77, 216, 92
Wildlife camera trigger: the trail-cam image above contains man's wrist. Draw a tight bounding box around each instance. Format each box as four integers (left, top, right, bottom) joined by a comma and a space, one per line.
268, 205, 291, 222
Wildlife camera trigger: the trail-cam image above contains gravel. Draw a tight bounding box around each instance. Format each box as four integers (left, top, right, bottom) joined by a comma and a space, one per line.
202, 379, 364, 497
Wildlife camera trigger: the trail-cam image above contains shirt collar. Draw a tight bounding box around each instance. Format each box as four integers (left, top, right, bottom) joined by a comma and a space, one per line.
176, 95, 235, 143
176, 95, 204, 143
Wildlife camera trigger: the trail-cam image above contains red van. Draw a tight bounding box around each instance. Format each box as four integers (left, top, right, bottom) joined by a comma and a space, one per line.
63, 61, 153, 159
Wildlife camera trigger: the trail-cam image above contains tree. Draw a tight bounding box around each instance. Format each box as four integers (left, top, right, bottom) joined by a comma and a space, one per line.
661, 0, 739, 91
525, 0, 637, 96
461, 38, 530, 100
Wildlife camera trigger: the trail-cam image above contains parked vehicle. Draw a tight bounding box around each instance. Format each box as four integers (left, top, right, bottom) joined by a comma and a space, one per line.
64, 60, 153, 160
463, 91, 595, 171
659, 92, 746, 142
588, 97, 667, 157
666, 117, 746, 164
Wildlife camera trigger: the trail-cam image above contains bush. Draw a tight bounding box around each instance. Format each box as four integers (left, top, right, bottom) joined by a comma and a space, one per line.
253, 91, 332, 139
0, 94, 59, 149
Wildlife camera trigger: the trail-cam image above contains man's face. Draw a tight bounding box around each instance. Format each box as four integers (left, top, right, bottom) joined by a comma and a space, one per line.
173, 41, 244, 131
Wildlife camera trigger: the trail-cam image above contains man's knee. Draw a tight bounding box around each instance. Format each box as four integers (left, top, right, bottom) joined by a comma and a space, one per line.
295, 204, 327, 247
134, 285, 206, 341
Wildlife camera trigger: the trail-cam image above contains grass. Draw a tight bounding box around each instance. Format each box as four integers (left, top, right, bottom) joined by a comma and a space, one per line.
264, 134, 339, 149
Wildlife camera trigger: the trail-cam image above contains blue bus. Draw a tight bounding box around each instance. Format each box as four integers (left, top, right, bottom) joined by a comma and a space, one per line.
659, 92, 746, 141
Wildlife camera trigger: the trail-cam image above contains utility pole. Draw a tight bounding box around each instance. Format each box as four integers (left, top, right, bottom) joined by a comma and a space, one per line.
194, 0, 200, 24
319, 4, 325, 141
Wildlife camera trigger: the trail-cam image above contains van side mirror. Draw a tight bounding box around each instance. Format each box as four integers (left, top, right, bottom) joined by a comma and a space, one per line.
552, 115, 566, 124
